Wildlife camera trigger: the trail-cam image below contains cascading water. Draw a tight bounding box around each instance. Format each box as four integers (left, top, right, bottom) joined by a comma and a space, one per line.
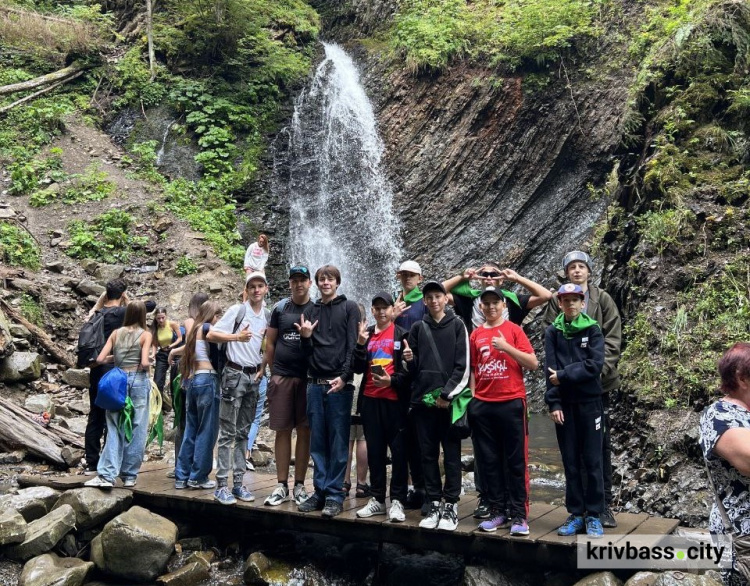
276, 43, 402, 305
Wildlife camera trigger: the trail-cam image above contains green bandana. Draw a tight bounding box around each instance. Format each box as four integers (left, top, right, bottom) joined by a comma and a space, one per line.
553, 312, 599, 339
422, 388, 442, 407
118, 396, 135, 443
451, 281, 521, 308
403, 288, 423, 305
451, 387, 473, 423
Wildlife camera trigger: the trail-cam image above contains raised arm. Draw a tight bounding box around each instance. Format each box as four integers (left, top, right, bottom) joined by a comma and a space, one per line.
500, 268, 552, 309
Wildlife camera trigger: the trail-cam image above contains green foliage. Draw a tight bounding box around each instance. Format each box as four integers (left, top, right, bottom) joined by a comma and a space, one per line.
175, 255, 198, 276
110, 45, 167, 110
20, 294, 43, 327
66, 209, 148, 263
391, 0, 601, 71
8, 149, 64, 196
30, 162, 115, 206
0, 96, 76, 162
164, 179, 244, 268
0, 222, 41, 269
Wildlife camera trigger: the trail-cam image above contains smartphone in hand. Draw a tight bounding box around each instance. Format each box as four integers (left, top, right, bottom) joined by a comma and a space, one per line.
371, 364, 386, 377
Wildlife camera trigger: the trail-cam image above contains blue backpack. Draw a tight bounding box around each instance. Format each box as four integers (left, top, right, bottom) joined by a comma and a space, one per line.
96, 367, 128, 411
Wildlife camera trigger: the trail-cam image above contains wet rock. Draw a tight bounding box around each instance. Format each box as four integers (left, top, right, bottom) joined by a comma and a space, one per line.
0, 449, 26, 463
46, 298, 77, 312
45, 260, 65, 273
18, 552, 93, 586
464, 566, 514, 586
185, 550, 215, 569
0, 352, 42, 382
75, 280, 105, 298
243, 551, 271, 585
381, 551, 464, 586
624, 572, 659, 586
90, 505, 178, 582
156, 561, 210, 586
6, 504, 77, 561
652, 572, 722, 586
461, 454, 475, 472
178, 536, 217, 551
24, 394, 55, 415
53, 487, 133, 531
9, 324, 31, 339
0, 486, 62, 521
61, 447, 84, 467
573, 573, 623, 586
0, 509, 27, 546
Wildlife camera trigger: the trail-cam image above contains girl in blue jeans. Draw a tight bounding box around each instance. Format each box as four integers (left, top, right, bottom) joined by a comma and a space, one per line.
85, 301, 152, 489
175, 300, 223, 489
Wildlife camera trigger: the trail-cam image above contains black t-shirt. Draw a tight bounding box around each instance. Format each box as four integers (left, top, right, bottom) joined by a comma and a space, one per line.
269, 298, 314, 378
452, 292, 532, 334
100, 300, 157, 339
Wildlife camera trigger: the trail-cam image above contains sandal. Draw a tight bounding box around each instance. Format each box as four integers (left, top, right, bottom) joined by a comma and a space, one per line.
355, 483, 371, 498
342, 481, 352, 495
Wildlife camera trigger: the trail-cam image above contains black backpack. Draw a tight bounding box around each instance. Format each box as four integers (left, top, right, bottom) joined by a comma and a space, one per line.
76, 310, 107, 367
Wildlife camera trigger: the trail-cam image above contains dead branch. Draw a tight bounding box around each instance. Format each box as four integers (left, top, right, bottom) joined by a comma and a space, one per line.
0, 297, 75, 368
0, 64, 86, 97
0, 71, 84, 114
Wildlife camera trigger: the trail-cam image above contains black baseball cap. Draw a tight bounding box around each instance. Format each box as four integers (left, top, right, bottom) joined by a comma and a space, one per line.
371, 291, 394, 306
422, 281, 446, 295
289, 265, 310, 279
479, 286, 504, 301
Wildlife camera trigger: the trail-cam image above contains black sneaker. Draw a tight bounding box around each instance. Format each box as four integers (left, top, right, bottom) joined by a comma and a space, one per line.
600, 507, 618, 528
473, 498, 491, 519
298, 492, 324, 513
421, 500, 430, 517
321, 498, 343, 519
405, 487, 425, 510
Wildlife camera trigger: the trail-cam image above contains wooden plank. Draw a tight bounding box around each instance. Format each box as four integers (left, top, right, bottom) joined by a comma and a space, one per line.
529, 507, 575, 544
607, 512, 650, 543
627, 515, 681, 536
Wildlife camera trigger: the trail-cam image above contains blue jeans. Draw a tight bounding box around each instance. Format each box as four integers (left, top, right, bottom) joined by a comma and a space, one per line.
97, 372, 150, 483
176, 372, 219, 483
247, 376, 267, 451
307, 382, 353, 504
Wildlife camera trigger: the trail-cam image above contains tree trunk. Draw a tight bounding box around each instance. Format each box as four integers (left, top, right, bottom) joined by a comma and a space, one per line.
0, 64, 85, 97
0, 298, 75, 368
0, 71, 84, 114
0, 400, 65, 465
0, 306, 13, 358
146, 0, 155, 80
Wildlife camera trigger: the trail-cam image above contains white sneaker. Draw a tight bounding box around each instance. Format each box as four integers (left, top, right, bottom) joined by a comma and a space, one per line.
419, 501, 442, 529
245, 459, 255, 471
389, 499, 406, 522
122, 478, 136, 488
293, 484, 309, 506
84, 476, 114, 489
437, 502, 458, 531
264, 484, 290, 506
357, 497, 387, 518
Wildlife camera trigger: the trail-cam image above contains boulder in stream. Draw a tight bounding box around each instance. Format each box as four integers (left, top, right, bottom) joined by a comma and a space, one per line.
574, 573, 623, 586
0, 486, 62, 522
156, 561, 210, 586
243, 551, 271, 585
52, 487, 133, 530
5, 504, 77, 561
90, 505, 178, 583
18, 552, 93, 586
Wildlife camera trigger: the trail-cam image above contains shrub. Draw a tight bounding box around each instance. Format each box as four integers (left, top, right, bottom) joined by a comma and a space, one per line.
0, 221, 41, 269
175, 255, 198, 276
66, 209, 148, 263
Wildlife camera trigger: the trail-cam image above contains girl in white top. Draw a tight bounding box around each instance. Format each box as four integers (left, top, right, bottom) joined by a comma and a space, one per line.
244, 233, 269, 273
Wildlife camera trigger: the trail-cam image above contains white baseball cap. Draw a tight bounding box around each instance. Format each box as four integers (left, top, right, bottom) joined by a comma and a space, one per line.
245, 271, 267, 284
398, 260, 422, 275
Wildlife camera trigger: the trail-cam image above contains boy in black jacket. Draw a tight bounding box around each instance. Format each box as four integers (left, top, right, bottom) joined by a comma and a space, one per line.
353, 292, 411, 522
405, 281, 470, 532
545, 283, 605, 538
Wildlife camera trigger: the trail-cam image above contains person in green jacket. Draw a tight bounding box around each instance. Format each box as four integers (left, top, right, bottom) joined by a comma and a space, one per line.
541, 250, 622, 528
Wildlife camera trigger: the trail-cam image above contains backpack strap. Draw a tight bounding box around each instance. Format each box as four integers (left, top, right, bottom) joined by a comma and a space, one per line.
420, 321, 445, 373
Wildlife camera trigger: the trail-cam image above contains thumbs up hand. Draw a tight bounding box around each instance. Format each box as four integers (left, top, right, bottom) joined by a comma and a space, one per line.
402, 339, 413, 362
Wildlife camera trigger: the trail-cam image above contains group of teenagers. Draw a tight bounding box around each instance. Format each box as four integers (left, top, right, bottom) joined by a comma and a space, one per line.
80, 248, 623, 541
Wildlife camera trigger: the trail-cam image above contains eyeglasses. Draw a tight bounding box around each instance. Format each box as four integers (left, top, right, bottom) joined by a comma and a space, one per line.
478, 271, 501, 278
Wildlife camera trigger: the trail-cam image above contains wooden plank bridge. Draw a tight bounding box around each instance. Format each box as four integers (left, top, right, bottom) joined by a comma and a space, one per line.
19, 462, 681, 569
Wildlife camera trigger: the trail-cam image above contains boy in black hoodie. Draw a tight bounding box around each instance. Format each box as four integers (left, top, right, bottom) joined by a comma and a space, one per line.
296, 265, 360, 519
405, 281, 470, 532
353, 292, 411, 523
544, 283, 605, 539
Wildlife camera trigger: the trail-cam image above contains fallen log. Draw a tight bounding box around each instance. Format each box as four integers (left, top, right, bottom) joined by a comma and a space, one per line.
0, 305, 13, 357
0, 71, 84, 114
0, 400, 65, 465
0, 64, 85, 97
0, 398, 85, 450
0, 5, 81, 25
0, 298, 75, 368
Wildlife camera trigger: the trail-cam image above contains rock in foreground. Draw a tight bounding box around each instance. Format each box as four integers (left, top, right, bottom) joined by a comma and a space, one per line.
18, 552, 93, 586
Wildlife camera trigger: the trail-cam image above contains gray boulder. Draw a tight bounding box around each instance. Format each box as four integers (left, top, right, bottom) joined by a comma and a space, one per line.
0, 508, 27, 545
6, 504, 77, 561
574, 573, 623, 586
243, 551, 271, 585
18, 553, 93, 586
53, 488, 133, 531
24, 393, 55, 415
0, 352, 42, 382
0, 486, 62, 521
652, 572, 722, 586
90, 506, 178, 583
156, 562, 210, 586
75, 280, 105, 298
624, 572, 659, 586
9, 324, 31, 339
62, 368, 90, 389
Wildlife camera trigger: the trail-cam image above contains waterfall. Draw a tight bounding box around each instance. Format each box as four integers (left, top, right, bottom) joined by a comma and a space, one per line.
155, 119, 174, 166
276, 43, 402, 305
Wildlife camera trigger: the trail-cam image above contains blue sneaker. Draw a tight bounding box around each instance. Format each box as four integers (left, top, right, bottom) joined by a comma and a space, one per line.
232, 486, 255, 502
586, 516, 604, 538
214, 486, 237, 505
479, 512, 508, 532
557, 515, 585, 536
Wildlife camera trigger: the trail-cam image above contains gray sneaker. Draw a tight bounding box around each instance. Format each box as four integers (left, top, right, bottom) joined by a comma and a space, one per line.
293, 484, 309, 506
188, 479, 216, 490
600, 507, 618, 528
214, 486, 237, 505
322, 498, 343, 519
231, 486, 255, 502
298, 492, 324, 513
264, 484, 290, 506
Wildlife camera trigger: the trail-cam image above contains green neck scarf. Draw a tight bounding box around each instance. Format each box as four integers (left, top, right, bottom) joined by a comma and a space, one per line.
118, 396, 135, 443
403, 287, 423, 305
451, 281, 521, 308
553, 312, 598, 339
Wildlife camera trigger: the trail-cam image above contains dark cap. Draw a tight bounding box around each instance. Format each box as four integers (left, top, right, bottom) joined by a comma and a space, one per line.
557, 283, 585, 298
422, 281, 446, 295
371, 291, 394, 306
289, 265, 311, 279
479, 286, 504, 301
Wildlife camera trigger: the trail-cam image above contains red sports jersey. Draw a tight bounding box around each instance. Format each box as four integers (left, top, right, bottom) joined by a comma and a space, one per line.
364, 323, 398, 400
470, 321, 533, 402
